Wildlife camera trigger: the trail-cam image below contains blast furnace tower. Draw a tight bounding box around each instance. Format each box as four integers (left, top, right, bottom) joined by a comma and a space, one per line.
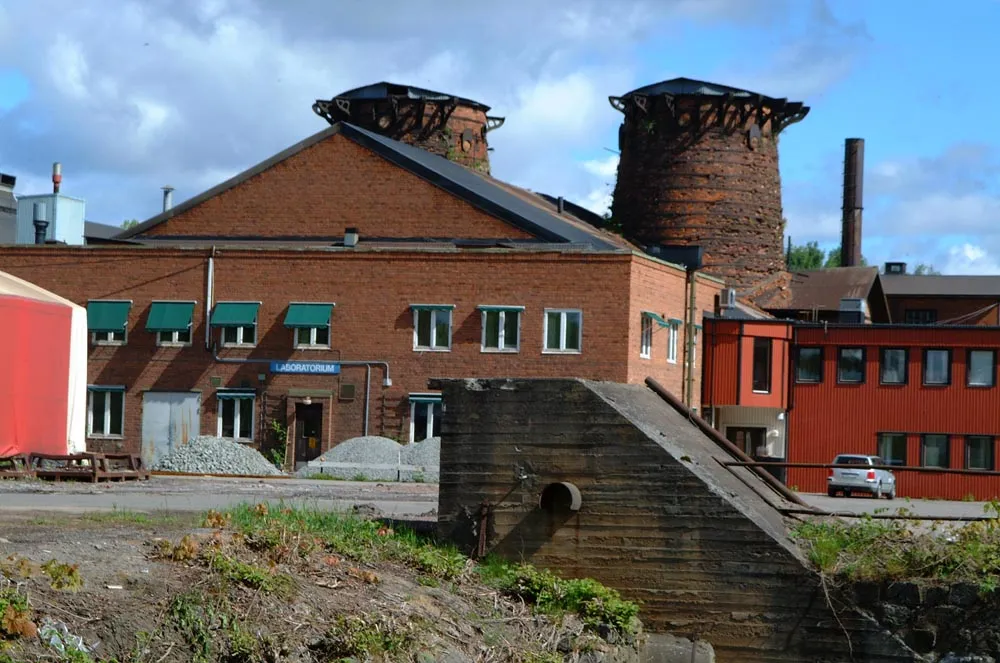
313, 82, 504, 174
609, 78, 809, 288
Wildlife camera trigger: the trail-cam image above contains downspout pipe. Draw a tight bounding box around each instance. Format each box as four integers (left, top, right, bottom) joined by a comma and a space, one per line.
684, 268, 698, 408
205, 247, 216, 350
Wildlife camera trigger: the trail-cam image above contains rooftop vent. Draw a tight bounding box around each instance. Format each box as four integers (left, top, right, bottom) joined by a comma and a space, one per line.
884, 262, 907, 275
344, 227, 359, 248
0, 173, 15, 191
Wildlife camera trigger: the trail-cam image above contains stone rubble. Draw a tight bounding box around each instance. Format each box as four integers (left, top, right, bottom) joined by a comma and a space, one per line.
151, 436, 283, 476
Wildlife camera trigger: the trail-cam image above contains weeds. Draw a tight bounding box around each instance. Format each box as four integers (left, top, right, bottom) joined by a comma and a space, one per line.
169, 591, 215, 663
313, 614, 416, 660
81, 508, 185, 527
224, 503, 468, 580
302, 473, 340, 481
205, 551, 293, 596
40, 560, 83, 591
791, 500, 1000, 590
478, 560, 640, 636
351, 473, 369, 482
0, 582, 35, 639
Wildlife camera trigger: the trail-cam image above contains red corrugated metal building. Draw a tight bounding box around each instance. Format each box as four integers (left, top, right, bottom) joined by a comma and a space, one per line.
702, 316, 1000, 500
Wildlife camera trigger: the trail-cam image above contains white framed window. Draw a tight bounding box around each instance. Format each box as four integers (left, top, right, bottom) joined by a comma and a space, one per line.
412, 306, 453, 351
543, 309, 582, 353
640, 314, 653, 359
92, 330, 126, 346
222, 325, 257, 347
157, 329, 192, 347
294, 326, 331, 349
667, 322, 679, 363
218, 394, 254, 440
87, 387, 124, 438
409, 395, 442, 442
480, 306, 522, 353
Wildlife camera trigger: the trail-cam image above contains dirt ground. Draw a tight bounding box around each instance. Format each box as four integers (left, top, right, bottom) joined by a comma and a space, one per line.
0, 510, 636, 663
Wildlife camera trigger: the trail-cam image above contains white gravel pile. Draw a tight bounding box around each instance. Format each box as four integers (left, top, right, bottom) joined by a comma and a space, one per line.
152, 436, 283, 476
295, 435, 440, 482
400, 437, 440, 482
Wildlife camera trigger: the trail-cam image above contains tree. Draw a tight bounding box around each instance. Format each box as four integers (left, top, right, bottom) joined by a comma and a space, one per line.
913, 263, 941, 275
786, 241, 826, 270
121, 219, 139, 229
823, 244, 869, 268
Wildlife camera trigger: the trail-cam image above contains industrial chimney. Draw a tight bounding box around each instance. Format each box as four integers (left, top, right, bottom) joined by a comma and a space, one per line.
33, 202, 48, 244
52, 162, 62, 194
608, 78, 809, 289
840, 138, 864, 267
162, 186, 174, 213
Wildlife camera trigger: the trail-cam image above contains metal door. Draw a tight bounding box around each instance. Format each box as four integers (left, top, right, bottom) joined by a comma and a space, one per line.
295, 403, 323, 464
142, 392, 201, 466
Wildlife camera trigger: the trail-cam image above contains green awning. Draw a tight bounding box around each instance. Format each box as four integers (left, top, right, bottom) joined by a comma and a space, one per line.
477, 305, 525, 312
211, 302, 260, 327
409, 394, 442, 404
217, 389, 256, 400
146, 301, 195, 332
87, 385, 126, 392
87, 300, 131, 332
284, 303, 334, 328
409, 304, 455, 311
643, 311, 670, 328
668, 317, 684, 326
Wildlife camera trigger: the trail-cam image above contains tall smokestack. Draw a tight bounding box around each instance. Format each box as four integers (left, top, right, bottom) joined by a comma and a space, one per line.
841, 138, 864, 267
52, 162, 62, 194
162, 185, 174, 212
33, 202, 48, 245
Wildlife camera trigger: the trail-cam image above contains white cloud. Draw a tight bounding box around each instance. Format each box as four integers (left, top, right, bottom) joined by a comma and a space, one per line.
943, 244, 1000, 276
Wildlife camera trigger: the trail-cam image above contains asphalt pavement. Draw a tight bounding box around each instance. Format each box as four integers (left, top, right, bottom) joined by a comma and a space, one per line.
799, 492, 992, 519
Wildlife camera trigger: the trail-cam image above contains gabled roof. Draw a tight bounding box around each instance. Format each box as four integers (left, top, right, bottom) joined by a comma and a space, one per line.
881, 274, 1000, 297
84, 221, 122, 240
117, 122, 622, 252
750, 266, 891, 323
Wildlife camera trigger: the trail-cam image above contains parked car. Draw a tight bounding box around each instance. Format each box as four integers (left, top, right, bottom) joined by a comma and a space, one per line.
827, 454, 896, 499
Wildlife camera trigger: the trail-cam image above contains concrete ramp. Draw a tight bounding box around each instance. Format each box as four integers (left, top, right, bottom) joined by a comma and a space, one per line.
434, 378, 918, 663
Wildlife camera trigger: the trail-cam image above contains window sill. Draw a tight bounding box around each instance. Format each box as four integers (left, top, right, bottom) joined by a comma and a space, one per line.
967, 383, 996, 389
966, 467, 994, 472
879, 381, 907, 386
87, 434, 124, 440
481, 348, 520, 354
413, 347, 451, 353
667, 359, 678, 365
921, 383, 950, 388
157, 343, 192, 349
92, 341, 126, 347
542, 349, 582, 355
221, 343, 257, 349
751, 390, 772, 395
293, 345, 331, 351
639, 354, 651, 360
795, 380, 821, 385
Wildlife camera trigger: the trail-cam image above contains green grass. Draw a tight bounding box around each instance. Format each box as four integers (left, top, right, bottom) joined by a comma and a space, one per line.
81, 508, 189, 527
223, 503, 467, 580
477, 558, 641, 635
301, 473, 341, 481
314, 614, 416, 660
792, 500, 1000, 590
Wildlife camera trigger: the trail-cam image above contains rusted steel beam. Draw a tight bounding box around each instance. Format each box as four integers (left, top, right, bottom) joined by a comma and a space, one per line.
645, 377, 812, 509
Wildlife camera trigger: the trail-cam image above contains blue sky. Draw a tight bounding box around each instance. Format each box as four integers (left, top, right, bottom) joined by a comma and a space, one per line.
0, 0, 998, 273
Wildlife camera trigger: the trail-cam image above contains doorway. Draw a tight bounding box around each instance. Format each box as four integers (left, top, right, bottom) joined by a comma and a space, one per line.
294, 403, 324, 465
141, 392, 201, 466
726, 427, 766, 457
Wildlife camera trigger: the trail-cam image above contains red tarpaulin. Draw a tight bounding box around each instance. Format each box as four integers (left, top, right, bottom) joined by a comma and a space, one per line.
0, 294, 73, 457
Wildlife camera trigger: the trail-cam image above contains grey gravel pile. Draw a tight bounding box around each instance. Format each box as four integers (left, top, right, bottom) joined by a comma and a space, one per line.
153, 436, 283, 476
312, 436, 401, 466
400, 437, 440, 482
295, 435, 440, 482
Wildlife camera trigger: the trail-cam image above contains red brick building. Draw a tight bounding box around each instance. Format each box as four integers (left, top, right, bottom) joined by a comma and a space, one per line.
0, 120, 721, 467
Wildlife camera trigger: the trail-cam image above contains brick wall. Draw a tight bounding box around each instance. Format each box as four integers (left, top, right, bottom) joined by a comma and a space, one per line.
435, 378, 917, 662
0, 246, 710, 459
140, 134, 530, 240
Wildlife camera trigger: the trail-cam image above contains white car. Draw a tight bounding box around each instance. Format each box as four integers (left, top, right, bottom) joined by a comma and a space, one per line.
827, 454, 896, 499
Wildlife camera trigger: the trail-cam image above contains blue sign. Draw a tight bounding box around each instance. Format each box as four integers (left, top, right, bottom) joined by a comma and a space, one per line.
270, 360, 341, 375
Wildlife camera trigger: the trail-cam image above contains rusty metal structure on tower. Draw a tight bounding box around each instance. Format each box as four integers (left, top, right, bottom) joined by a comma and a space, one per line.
313, 82, 504, 174
608, 78, 809, 289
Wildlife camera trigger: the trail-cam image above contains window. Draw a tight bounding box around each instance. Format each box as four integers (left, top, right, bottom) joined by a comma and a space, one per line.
751, 338, 772, 393
222, 325, 256, 347
640, 314, 652, 359
294, 326, 330, 349
480, 307, 521, 352
837, 347, 865, 383
923, 349, 951, 385
921, 434, 950, 468
880, 348, 908, 385
218, 394, 254, 440
409, 396, 442, 442
877, 433, 907, 466
212, 302, 260, 348
904, 309, 937, 325
544, 309, 582, 353
968, 350, 996, 387
666, 321, 679, 363
966, 436, 994, 471
157, 329, 192, 346
796, 347, 823, 383
92, 330, 126, 345
412, 306, 452, 351
87, 387, 124, 438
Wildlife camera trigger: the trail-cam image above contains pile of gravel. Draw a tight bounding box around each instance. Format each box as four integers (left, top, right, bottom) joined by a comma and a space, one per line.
295, 435, 441, 482
400, 437, 440, 482
153, 436, 283, 476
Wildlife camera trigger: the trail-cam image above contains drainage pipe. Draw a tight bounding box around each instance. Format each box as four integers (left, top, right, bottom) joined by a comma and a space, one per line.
205, 248, 216, 350
210, 346, 391, 438
645, 377, 812, 509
